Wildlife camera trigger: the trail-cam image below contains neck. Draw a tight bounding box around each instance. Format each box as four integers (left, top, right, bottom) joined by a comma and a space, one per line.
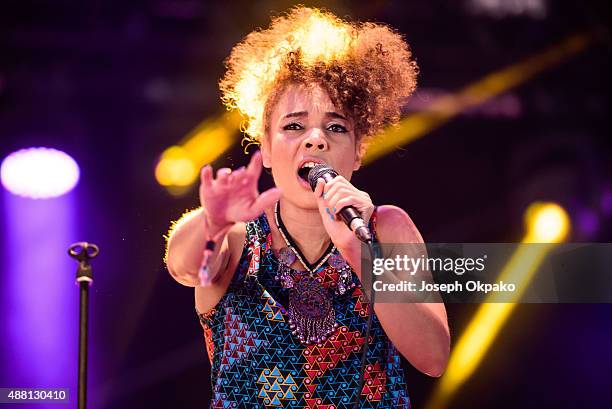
276, 198, 330, 264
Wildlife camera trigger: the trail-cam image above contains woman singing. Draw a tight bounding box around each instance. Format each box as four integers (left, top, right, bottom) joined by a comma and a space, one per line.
165, 6, 449, 408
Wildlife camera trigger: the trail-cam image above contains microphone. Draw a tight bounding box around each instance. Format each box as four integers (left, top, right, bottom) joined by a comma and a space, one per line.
308, 164, 373, 243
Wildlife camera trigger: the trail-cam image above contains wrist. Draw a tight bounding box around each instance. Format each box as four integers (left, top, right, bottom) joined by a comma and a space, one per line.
202, 209, 234, 240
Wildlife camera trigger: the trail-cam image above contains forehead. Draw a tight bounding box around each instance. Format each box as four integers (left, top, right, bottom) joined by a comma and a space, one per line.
272, 83, 340, 118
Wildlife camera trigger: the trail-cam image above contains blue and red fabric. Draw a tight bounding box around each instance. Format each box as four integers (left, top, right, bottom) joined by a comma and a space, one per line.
197, 210, 410, 408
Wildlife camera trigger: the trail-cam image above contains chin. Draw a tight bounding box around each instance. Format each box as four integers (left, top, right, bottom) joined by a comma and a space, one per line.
281, 187, 319, 209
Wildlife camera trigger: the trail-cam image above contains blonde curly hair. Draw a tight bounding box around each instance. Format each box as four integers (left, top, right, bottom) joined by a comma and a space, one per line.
219, 6, 418, 150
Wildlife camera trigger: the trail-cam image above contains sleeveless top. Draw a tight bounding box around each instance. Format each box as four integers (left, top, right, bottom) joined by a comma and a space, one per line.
196, 210, 410, 408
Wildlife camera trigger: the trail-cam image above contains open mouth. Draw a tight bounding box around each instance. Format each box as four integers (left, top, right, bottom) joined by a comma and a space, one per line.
297, 161, 321, 183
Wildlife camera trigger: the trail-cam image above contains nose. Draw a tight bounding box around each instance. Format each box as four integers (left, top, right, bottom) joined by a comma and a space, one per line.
303, 128, 328, 151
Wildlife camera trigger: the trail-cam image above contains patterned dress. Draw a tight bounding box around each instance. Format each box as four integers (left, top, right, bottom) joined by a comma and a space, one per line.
196, 210, 410, 408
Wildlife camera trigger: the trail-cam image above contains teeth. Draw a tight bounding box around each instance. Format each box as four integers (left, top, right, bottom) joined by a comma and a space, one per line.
301, 161, 317, 169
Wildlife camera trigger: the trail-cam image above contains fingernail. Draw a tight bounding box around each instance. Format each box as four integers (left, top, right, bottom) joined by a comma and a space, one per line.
333, 207, 337, 213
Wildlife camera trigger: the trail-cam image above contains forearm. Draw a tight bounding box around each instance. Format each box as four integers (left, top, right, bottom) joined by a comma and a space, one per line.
375, 301, 449, 376
165, 151, 279, 287
165, 208, 230, 287
340, 238, 450, 377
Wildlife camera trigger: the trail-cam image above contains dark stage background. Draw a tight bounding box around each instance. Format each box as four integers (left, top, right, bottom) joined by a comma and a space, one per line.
1, 1, 611, 408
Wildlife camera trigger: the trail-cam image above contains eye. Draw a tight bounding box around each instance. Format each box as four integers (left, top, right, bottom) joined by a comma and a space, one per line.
327, 123, 348, 133
283, 122, 303, 131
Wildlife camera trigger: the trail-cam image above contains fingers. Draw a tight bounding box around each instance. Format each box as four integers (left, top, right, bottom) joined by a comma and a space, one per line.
202, 151, 262, 191
247, 150, 263, 180
330, 190, 372, 215
250, 187, 282, 217
317, 176, 373, 223
314, 178, 328, 214
200, 159, 257, 215
327, 188, 355, 212
321, 175, 350, 198
314, 178, 336, 222
331, 196, 358, 213
322, 177, 358, 213
216, 168, 232, 185
200, 165, 213, 189
229, 166, 246, 184
314, 178, 325, 198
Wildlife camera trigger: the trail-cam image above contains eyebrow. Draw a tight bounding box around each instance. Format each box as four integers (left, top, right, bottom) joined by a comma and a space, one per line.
282, 111, 348, 121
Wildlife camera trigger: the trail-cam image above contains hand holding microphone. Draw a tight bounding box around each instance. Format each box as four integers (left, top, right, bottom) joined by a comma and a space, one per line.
308, 164, 374, 244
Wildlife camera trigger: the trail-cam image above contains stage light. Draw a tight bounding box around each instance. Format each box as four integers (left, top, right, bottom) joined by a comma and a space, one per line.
466, 0, 547, 19
524, 202, 570, 243
1, 147, 80, 199
155, 146, 198, 187
2, 184, 79, 390
156, 34, 592, 183
364, 33, 593, 165
155, 111, 240, 194
426, 202, 572, 409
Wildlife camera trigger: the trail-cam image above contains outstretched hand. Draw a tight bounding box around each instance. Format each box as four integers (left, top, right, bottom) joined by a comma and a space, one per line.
199, 151, 281, 235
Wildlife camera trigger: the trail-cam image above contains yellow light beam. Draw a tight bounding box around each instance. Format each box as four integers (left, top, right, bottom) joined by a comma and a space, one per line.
425, 203, 570, 409
155, 111, 241, 191
363, 33, 593, 165
156, 33, 593, 192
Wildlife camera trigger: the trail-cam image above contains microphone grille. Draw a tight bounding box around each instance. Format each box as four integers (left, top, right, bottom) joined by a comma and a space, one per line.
308, 164, 336, 191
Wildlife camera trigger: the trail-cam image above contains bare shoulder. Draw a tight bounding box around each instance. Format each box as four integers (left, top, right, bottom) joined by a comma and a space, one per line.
375, 205, 424, 244
194, 221, 247, 314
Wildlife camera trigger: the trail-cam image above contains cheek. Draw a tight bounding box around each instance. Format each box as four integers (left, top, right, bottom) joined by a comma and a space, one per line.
268, 134, 297, 169
263, 134, 283, 165
339, 135, 358, 156
336, 138, 360, 176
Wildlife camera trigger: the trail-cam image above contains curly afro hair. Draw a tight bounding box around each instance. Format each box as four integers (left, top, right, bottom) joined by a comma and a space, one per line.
219, 6, 418, 150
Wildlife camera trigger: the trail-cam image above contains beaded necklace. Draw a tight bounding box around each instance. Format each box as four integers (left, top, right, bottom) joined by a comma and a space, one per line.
273, 201, 335, 273
272, 201, 354, 345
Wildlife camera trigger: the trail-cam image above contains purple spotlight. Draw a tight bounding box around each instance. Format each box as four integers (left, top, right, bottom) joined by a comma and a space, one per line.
1, 147, 80, 199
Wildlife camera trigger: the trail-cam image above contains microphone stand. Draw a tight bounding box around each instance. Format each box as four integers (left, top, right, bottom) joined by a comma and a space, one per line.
68, 242, 99, 409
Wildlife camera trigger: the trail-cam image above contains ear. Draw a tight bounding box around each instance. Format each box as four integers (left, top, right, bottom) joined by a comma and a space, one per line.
353, 141, 364, 171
